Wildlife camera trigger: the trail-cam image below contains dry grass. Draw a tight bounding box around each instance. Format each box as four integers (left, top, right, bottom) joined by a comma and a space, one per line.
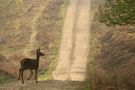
91, 26, 135, 90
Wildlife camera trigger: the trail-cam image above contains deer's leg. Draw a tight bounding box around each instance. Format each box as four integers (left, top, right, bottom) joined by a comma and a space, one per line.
35, 69, 38, 83
21, 70, 24, 83
27, 70, 33, 80
17, 68, 22, 80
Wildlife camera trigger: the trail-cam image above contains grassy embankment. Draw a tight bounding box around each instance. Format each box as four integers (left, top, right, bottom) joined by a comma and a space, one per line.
0, 70, 14, 84
0, 0, 68, 83
0, 0, 23, 84
85, 0, 135, 90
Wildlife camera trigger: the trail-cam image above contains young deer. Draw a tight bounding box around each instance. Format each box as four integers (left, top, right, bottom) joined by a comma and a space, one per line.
17, 48, 44, 83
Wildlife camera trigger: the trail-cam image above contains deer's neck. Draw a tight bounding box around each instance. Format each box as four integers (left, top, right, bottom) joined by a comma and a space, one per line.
36, 54, 40, 62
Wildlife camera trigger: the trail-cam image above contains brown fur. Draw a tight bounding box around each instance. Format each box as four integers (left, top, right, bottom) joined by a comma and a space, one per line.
17, 48, 44, 83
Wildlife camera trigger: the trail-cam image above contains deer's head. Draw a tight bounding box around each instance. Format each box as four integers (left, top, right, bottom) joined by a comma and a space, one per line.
36, 48, 45, 57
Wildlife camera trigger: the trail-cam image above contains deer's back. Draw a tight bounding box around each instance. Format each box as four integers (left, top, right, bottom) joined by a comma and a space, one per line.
20, 58, 38, 70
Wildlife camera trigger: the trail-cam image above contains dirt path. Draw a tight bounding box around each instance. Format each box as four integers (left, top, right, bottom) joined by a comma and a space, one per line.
1, 80, 84, 90
53, 0, 90, 81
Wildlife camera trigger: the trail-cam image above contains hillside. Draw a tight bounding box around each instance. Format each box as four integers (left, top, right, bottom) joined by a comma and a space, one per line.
0, 0, 66, 83
87, 0, 135, 90
0, 0, 91, 89
1, 0, 134, 90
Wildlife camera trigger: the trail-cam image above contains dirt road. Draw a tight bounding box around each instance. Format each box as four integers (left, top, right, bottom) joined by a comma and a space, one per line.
53, 0, 90, 81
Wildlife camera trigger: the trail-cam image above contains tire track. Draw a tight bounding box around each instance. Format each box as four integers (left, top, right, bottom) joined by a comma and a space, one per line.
70, 0, 90, 81
53, 0, 79, 80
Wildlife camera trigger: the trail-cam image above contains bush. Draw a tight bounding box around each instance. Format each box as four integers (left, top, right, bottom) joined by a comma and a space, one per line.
100, 0, 135, 25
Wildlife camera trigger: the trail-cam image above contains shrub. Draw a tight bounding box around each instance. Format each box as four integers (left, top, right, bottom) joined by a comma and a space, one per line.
100, 0, 135, 25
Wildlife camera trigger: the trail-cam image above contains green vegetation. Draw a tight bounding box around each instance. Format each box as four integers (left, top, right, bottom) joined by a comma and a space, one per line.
100, 0, 135, 25
0, 71, 14, 84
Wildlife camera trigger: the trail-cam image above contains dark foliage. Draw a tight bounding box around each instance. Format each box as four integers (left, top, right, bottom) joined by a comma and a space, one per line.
100, 0, 135, 25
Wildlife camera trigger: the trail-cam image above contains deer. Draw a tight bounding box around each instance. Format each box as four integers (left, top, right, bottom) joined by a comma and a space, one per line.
17, 48, 44, 83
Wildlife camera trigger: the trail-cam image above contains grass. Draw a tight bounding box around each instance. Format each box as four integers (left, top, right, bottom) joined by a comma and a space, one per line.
0, 70, 15, 85
78, 82, 92, 90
